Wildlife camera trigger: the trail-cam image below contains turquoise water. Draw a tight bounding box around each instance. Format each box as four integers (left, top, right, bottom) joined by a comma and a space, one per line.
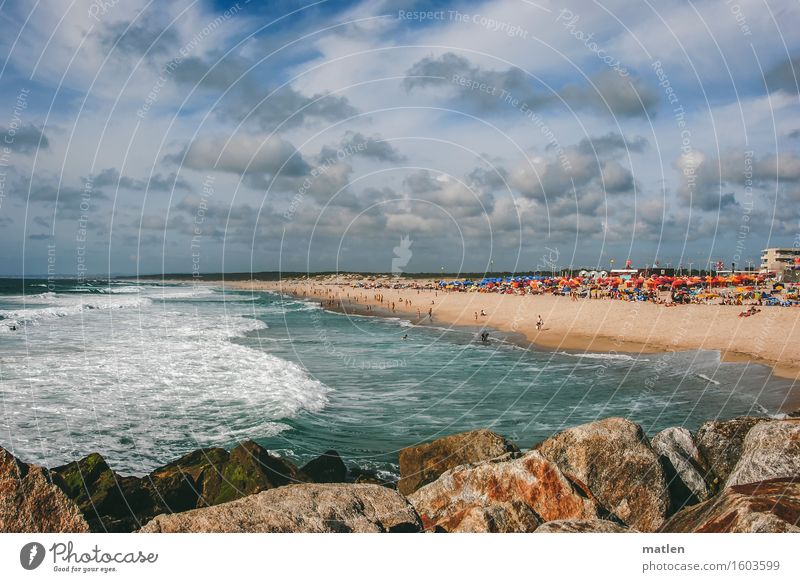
0, 279, 793, 477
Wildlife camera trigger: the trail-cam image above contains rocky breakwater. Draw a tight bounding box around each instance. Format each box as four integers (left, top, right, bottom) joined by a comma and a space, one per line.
1, 416, 797, 533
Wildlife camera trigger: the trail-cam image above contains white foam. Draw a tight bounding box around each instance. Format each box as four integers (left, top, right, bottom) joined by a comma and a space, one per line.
558, 351, 647, 362
696, 373, 721, 385
99, 286, 142, 294
0, 295, 154, 330
0, 286, 329, 474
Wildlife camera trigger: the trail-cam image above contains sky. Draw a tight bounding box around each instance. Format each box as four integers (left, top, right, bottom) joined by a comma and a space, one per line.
0, 0, 798, 276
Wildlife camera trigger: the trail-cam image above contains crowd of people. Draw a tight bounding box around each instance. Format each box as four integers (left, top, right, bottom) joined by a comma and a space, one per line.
350, 272, 799, 308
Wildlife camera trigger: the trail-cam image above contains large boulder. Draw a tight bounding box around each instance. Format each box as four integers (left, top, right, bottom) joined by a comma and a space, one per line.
661, 478, 800, 532
535, 519, 633, 533
301, 450, 347, 483
535, 417, 669, 532
149, 441, 308, 509
0, 447, 89, 533
651, 427, 711, 511
407, 451, 608, 532
725, 420, 800, 487
195, 441, 309, 506
140, 483, 422, 533
398, 429, 519, 495
694, 416, 770, 491
51, 453, 144, 532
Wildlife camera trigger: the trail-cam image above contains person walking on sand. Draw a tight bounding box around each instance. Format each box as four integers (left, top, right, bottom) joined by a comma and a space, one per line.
428, 307, 433, 321
536, 315, 544, 331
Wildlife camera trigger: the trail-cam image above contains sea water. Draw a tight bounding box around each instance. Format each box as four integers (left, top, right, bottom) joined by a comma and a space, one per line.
0, 279, 794, 477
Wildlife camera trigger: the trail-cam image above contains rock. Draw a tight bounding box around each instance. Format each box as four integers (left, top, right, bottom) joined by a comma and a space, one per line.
140, 483, 422, 533
195, 441, 308, 506
661, 478, 800, 532
694, 416, 770, 491
51, 452, 145, 532
149, 441, 308, 509
398, 429, 519, 495
535, 417, 669, 532
348, 467, 396, 488
408, 451, 607, 532
51, 441, 309, 531
301, 450, 347, 483
0, 447, 89, 533
150, 447, 228, 486
651, 427, 711, 511
51, 452, 196, 532
726, 420, 800, 487
440, 501, 543, 533
535, 519, 634, 533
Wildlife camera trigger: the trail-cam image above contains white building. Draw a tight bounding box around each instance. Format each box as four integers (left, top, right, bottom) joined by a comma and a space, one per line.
760, 247, 800, 273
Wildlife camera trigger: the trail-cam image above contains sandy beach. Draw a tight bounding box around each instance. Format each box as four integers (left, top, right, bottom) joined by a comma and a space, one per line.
223, 277, 800, 402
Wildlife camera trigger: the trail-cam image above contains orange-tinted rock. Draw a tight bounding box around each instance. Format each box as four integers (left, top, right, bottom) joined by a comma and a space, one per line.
398, 429, 518, 495
408, 451, 607, 532
661, 478, 800, 533
535, 417, 669, 531
0, 447, 89, 533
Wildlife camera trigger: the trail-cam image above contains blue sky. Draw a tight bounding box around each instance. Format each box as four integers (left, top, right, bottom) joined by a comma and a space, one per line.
0, 0, 798, 276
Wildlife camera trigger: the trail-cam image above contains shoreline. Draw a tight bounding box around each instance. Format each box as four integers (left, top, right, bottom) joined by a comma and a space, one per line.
218, 277, 800, 412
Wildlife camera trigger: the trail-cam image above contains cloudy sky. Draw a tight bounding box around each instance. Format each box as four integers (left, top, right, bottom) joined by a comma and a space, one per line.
0, 0, 798, 276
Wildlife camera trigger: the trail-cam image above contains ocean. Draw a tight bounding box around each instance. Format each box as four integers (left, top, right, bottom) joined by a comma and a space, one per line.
0, 279, 793, 478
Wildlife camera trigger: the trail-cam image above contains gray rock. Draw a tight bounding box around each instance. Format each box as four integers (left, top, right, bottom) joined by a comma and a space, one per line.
139, 483, 421, 533
398, 429, 518, 495
408, 450, 605, 532
437, 501, 543, 533
535, 519, 634, 533
652, 427, 711, 510
726, 420, 800, 487
694, 416, 770, 491
535, 417, 669, 532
